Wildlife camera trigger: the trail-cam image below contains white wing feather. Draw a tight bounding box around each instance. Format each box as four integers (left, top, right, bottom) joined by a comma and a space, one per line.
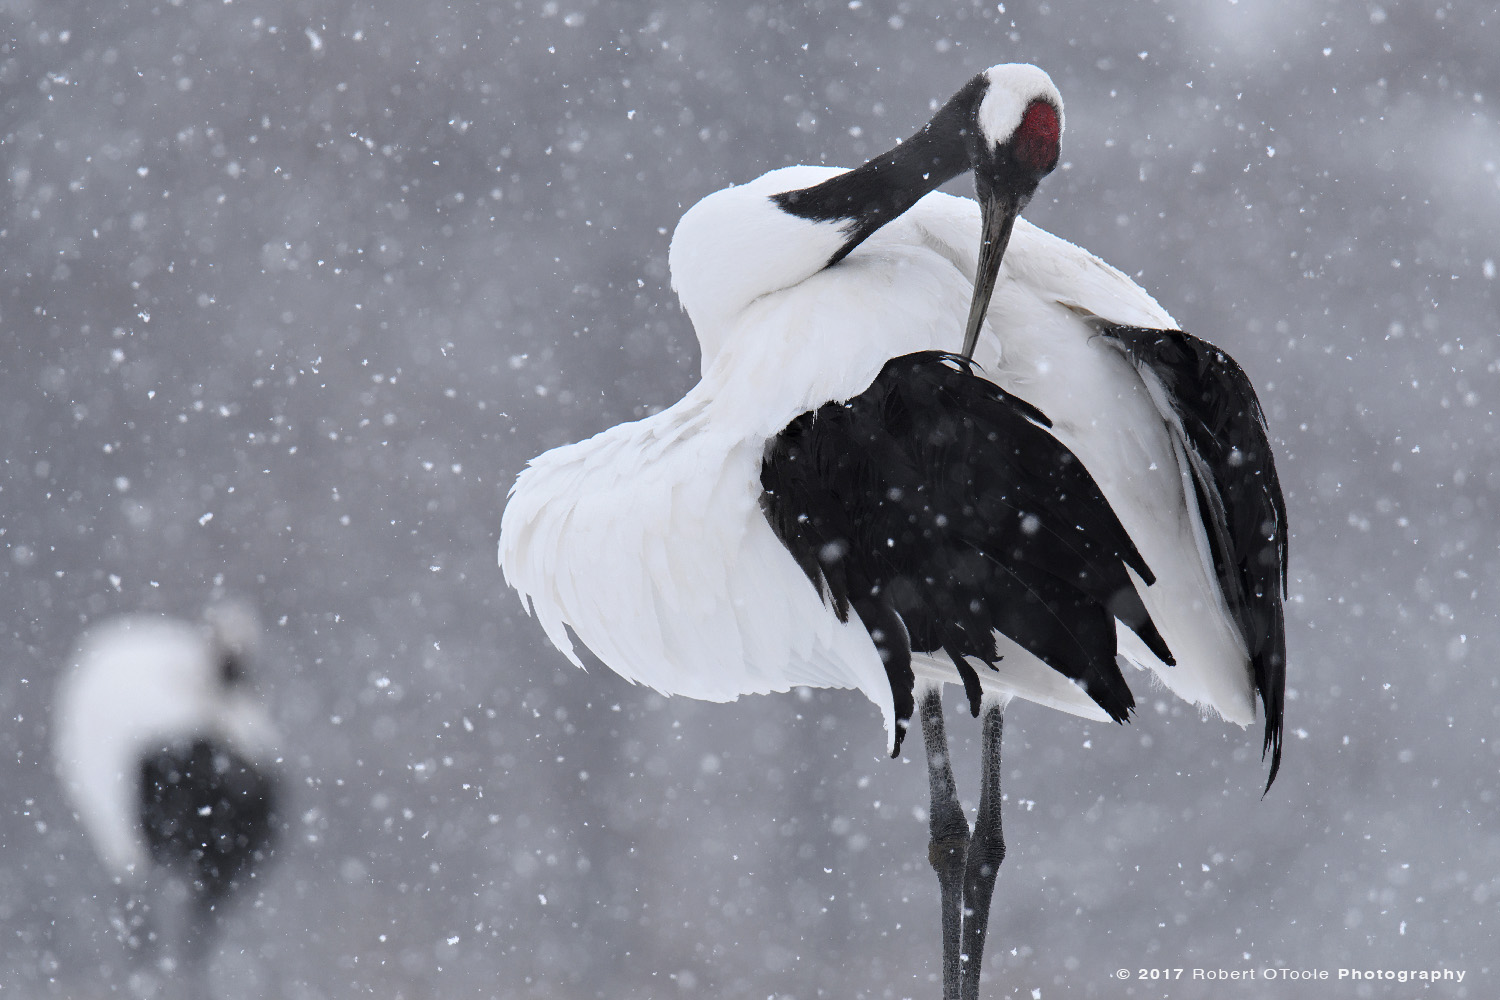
499, 392, 896, 736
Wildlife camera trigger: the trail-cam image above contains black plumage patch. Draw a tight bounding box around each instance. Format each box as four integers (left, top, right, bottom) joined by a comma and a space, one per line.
1092, 323, 1288, 788
760, 352, 1172, 755
138, 738, 279, 907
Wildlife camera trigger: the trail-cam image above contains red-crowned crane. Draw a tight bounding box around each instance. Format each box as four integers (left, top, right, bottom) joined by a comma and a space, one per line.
54, 606, 282, 999
500, 63, 1286, 998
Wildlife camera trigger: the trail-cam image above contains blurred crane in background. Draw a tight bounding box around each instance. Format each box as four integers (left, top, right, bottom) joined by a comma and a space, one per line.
54, 605, 282, 1000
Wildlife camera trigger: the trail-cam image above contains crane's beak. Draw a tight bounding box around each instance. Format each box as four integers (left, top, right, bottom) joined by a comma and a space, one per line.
960, 186, 1021, 360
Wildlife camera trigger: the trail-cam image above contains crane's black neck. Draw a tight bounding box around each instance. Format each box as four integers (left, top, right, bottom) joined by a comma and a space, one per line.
772, 74, 988, 267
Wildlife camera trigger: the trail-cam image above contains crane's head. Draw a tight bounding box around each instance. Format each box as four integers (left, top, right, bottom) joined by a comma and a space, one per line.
205, 599, 261, 685
967, 64, 1065, 187
725, 63, 1063, 356
960, 63, 1064, 356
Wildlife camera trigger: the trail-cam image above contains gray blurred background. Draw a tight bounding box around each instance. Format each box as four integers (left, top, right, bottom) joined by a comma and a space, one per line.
3, 0, 1497, 996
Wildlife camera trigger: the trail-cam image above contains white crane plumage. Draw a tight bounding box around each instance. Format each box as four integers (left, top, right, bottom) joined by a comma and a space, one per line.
54, 606, 282, 992
500, 63, 1286, 998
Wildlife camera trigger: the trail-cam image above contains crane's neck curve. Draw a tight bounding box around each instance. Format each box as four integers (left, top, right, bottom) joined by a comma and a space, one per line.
773, 73, 985, 267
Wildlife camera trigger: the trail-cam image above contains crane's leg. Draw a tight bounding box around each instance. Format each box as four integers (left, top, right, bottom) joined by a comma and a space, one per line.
919, 686, 969, 1000
178, 893, 219, 1000
958, 701, 1006, 1000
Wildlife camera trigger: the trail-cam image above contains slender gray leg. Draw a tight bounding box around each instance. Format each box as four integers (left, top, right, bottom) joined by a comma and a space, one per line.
920, 687, 969, 1000
958, 703, 1006, 1000
179, 894, 217, 1000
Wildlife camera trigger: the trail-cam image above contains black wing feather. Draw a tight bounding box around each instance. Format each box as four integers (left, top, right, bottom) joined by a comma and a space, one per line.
1092, 324, 1288, 788
760, 351, 1171, 755
139, 737, 280, 905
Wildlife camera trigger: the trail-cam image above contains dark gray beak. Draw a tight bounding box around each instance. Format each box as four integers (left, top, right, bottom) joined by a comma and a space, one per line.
960, 187, 1022, 359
